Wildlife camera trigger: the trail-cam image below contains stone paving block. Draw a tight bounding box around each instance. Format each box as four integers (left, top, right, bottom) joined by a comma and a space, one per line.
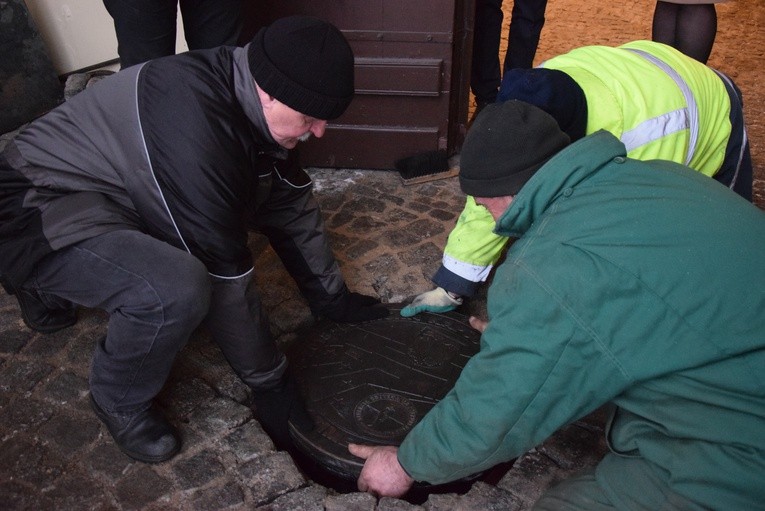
222, 420, 275, 462
383, 219, 445, 246
354, 184, 408, 206
347, 239, 380, 260
403, 200, 431, 214
324, 491, 377, 511
159, 376, 217, 419
316, 193, 345, 212
350, 215, 390, 233
338, 196, 388, 218
113, 464, 175, 510
23, 329, 72, 357
427, 208, 457, 222
42, 370, 89, 404
43, 471, 117, 511
536, 421, 607, 471
0, 480, 55, 510
496, 449, 563, 509
36, 412, 100, 456
329, 209, 357, 229
86, 440, 135, 479
428, 481, 523, 511
189, 396, 253, 436
239, 451, 307, 506
383, 207, 419, 224
191, 481, 246, 510
255, 484, 328, 511
0, 358, 54, 392
326, 231, 355, 251
363, 254, 401, 279
0, 326, 29, 353
0, 436, 67, 488
377, 496, 425, 511
397, 241, 444, 270
174, 450, 227, 490
3, 397, 54, 430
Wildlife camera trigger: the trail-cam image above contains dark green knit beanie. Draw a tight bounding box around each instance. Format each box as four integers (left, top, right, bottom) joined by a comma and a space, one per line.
459, 101, 570, 197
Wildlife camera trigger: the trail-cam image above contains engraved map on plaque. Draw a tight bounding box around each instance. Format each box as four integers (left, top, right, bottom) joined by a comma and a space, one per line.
286, 304, 481, 479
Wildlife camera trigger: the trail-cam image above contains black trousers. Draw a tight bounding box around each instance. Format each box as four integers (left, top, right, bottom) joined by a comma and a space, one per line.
103, 0, 244, 68
471, 0, 549, 103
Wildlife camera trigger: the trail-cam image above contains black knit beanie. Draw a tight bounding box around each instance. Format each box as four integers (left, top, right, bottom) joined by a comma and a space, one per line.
459, 101, 571, 197
248, 16, 354, 120
497, 68, 588, 142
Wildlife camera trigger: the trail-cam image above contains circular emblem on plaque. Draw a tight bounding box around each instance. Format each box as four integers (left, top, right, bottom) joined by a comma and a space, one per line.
287, 304, 480, 480
354, 393, 417, 438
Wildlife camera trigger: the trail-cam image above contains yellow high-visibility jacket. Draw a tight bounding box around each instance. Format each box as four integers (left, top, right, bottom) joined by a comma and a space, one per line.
436, 41, 739, 296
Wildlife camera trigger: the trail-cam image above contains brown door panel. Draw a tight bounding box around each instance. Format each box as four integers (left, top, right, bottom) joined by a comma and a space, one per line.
242, 1, 472, 169
299, 125, 441, 169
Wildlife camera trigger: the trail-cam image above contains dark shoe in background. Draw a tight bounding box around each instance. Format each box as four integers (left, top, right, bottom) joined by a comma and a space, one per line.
90, 394, 181, 463
1, 281, 77, 334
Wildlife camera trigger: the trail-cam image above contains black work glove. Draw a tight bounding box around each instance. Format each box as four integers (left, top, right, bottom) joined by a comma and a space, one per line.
252, 373, 314, 451
317, 291, 389, 323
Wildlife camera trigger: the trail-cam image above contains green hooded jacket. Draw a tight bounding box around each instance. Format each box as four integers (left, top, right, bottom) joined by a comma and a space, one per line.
397, 131, 765, 509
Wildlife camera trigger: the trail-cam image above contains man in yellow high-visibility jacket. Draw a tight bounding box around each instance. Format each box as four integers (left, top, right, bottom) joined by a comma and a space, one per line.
402, 40, 751, 317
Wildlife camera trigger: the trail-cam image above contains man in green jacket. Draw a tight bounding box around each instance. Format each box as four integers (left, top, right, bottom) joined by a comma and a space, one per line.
402, 40, 752, 318
349, 101, 765, 509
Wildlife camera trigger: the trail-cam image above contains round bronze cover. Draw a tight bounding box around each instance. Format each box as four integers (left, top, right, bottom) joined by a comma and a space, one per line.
286, 304, 480, 480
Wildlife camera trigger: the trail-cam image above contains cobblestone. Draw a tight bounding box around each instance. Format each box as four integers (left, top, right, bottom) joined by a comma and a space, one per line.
1, 0, 763, 509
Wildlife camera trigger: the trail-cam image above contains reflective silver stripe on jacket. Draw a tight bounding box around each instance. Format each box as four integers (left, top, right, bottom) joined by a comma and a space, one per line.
623, 48, 699, 165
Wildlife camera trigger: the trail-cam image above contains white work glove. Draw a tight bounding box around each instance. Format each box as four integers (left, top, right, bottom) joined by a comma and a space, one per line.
400, 287, 463, 317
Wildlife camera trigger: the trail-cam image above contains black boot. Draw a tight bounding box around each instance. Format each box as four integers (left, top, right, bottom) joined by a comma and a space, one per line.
252, 373, 314, 451
90, 394, 180, 463
1, 280, 77, 334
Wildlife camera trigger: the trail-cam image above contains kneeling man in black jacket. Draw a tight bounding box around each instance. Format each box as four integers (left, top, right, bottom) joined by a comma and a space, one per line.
0, 16, 387, 462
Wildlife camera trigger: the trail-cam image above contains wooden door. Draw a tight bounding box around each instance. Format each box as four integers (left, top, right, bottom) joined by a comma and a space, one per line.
242, 1, 473, 169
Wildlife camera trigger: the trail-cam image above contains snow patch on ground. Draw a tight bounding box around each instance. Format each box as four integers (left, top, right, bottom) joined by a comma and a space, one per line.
309, 169, 370, 193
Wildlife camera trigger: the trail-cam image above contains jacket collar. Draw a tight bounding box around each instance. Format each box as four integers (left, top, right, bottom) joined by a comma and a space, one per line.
494, 130, 627, 238
233, 44, 288, 159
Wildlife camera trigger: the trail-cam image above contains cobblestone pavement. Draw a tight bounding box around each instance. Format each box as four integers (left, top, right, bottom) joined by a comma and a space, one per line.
1, 0, 763, 509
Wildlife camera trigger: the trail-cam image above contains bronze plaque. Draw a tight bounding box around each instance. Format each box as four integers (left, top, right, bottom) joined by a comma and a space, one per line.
287, 305, 480, 479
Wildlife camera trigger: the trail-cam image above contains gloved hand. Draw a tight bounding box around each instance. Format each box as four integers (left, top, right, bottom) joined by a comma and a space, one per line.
400, 287, 462, 317
319, 291, 389, 323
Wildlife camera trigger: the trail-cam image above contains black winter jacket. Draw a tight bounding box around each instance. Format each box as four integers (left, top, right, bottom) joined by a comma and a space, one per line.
0, 44, 346, 333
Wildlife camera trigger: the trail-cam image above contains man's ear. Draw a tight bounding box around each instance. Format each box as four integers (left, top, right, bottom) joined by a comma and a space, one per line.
256, 83, 276, 110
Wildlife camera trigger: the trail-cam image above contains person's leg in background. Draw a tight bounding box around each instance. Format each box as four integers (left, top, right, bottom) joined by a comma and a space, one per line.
178, 0, 244, 50
652, 2, 718, 64
470, 0, 505, 119
103, 0, 179, 68
504, 0, 549, 71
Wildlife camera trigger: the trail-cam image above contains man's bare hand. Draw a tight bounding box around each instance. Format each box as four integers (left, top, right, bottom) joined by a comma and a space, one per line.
469, 315, 488, 333
348, 443, 414, 498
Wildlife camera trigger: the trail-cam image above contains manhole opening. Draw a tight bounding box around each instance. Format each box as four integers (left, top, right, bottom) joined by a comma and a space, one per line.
285, 443, 514, 505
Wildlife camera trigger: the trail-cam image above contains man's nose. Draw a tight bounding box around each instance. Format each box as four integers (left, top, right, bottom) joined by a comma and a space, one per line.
310, 120, 327, 138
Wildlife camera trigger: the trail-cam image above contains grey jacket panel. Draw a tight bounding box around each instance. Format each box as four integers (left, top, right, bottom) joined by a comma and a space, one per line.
12, 63, 182, 252
254, 156, 346, 310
